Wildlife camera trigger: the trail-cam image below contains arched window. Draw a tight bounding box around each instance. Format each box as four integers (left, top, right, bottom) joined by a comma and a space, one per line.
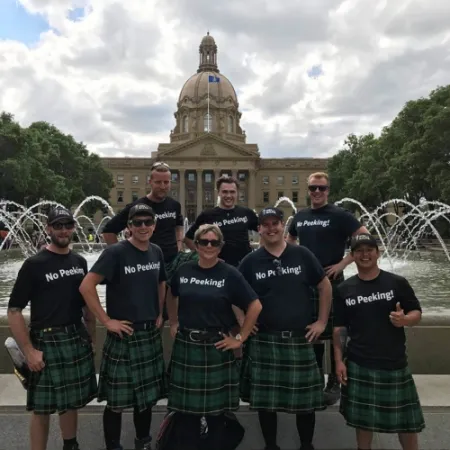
204, 113, 212, 132
228, 116, 234, 133
182, 115, 188, 133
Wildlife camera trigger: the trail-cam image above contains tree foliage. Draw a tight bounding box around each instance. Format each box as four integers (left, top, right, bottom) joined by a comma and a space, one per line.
0, 113, 114, 214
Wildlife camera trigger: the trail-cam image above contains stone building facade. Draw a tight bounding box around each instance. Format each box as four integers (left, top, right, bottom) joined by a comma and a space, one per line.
101, 33, 327, 222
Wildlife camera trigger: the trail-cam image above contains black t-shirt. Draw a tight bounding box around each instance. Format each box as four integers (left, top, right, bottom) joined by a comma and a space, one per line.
170, 260, 258, 329
102, 196, 183, 262
185, 206, 258, 266
288, 204, 361, 267
238, 244, 325, 331
334, 270, 422, 370
90, 240, 167, 322
8, 249, 88, 329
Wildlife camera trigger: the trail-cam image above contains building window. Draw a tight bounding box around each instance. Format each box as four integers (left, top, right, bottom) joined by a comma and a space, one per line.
292, 191, 298, 203
205, 190, 213, 202
171, 189, 178, 199
221, 171, 232, 178
131, 191, 139, 202
182, 115, 188, 133
117, 191, 124, 203
239, 191, 246, 202
117, 175, 124, 184
292, 175, 299, 184
187, 189, 195, 202
204, 113, 212, 132
263, 192, 269, 203
228, 116, 234, 133
204, 173, 212, 183
171, 173, 179, 182
262, 176, 269, 185
278, 191, 284, 199
188, 173, 196, 182
238, 172, 246, 181
132, 175, 139, 185
277, 176, 284, 185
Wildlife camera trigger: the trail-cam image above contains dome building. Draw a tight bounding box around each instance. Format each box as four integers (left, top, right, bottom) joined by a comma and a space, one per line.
101, 33, 327, 222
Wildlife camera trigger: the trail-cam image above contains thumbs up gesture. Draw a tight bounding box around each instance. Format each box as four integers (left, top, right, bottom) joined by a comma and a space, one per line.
389, 302, 406, 328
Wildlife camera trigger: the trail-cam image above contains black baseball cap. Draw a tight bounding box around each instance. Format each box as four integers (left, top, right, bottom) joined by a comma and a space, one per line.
350, 233, 378, 251
258, 207, 284, 224
128, 204, 155, 221
47, 207, 75, 225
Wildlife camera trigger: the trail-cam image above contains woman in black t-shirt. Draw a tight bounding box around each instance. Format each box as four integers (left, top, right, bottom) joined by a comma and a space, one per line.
166, 224, 262, 450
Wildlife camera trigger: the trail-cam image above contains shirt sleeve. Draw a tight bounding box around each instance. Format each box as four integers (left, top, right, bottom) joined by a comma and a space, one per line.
227, 268, 259, 310
170, 268, 181, 297
396, 277, 422, 314
158, 247, 167, 282
175, 201, 183, 227
333, 286, 347, 327
102, 203, 133, 234
89, 246, 118, 282
339, 208, 362, 237
237, 254, 253, 285
185, 212, 205, 240
8, 260, 34, 310
248, 210, 259, 231
300, 246, 326, 286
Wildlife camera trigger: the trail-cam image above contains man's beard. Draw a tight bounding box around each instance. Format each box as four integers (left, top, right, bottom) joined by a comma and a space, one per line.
50, 233, 71, 248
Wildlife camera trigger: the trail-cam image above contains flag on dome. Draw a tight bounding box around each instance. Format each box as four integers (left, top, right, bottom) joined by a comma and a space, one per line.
208, 75, 220, 83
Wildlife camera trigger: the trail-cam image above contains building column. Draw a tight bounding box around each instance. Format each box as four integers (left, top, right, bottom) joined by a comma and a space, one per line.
231, 170, 238, 180
179, 169, 185, 217
196, 170, 203, 216
248, 169, 256, 210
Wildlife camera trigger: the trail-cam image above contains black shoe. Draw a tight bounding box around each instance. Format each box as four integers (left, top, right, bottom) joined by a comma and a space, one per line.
135, 436, 152, 450
324, 373, 340, 406
63, 443, 79, 450
300, 444, 315, 450
264, 446, 281, 450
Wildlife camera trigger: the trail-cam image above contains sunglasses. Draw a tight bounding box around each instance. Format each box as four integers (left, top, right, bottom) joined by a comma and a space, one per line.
52, 222, 75, 230
129, 219, 154, 227
151, 162, 170, 170
272, 259, 283, 276
196, 239, 222, 248
308, 185, 328, 192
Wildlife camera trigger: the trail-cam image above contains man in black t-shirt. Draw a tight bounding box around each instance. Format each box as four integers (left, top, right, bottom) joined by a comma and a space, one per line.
333, 233, 425, 450
7, 207, 97, 450
287, 171, 369, 405
239, 207, 332, 450
80, 204, 167, 450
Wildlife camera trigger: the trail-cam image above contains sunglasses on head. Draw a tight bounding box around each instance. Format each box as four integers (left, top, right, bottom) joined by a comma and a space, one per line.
151, 162, 170, 170
52, 222, 75, 230
129, 219, 154, 227
308, 185, 328, 192
196, 239, 222, 248
272, 259, 283, 276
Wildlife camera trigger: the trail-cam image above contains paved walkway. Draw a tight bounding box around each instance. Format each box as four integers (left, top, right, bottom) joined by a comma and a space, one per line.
0, 375, 449, 450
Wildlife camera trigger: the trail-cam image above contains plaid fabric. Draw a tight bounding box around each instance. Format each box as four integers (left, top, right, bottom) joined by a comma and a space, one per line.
27, 327, 97, 415
240, 333, 325, 413
165, 251, 199, 286
311, 272, 344, 340
98, 325, 167, 411
167, 332, 240, 415
340, 360, 425, 433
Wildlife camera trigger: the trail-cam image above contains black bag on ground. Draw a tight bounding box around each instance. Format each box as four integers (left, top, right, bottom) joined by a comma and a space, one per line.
199, 412, 245, 450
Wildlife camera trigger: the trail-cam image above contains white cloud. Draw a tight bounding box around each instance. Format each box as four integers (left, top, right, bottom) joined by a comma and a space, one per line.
0, 0, 449, 158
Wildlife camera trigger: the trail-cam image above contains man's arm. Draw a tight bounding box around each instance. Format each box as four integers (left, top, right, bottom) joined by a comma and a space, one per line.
83, 305, 96, 345
102, 233, 119, 245
316, 275, 332, 324
79, 273, 110, 325
7, 308, 34, 358
175, 226, 184, 252
102, 206, 132, 245
332, 326, 348, 363
157, 281, 166, 326
286, 234, 298, 244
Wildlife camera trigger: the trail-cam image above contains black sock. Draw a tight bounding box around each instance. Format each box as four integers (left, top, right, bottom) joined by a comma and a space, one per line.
314, 343, 325, 370
63, 437, 77, 449
296, 412, 315, 445
329, 342, 336, 375
258, 411, 277, 447
103, 407, 122, 450
133, 406, 152, 441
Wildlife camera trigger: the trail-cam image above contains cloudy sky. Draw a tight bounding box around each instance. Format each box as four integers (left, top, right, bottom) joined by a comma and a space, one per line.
0, 0, 449, 159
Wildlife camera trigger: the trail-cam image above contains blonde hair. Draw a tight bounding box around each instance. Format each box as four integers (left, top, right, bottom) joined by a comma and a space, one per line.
308, 172, 329, 184
194, 224, 224, 243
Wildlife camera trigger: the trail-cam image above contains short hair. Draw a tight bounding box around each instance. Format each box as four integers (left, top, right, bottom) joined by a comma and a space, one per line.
307, 172, 329, 184
216, 175, 240, 191
150, 162, 170, 178
194, 224, 224, 243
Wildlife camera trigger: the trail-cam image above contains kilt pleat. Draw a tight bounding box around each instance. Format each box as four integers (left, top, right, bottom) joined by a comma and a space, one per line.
240, 333, 325, 413
27, 328, 97, 415
340, 360, 425, 433
98, 326, 167, 411
167, 332, 240, 415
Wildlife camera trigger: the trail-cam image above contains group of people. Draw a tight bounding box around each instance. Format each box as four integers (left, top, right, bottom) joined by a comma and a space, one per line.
7, 164, 425, 450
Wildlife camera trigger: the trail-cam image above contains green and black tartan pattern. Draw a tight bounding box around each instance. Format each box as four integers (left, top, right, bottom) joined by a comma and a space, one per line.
27, 328, 97, 415
340, 360, 425, 433
167, 332, 240, 415
165, 251, 199, 286
98, 325, 167, 411
240, 333, 325, 413
311, 272, 344, 340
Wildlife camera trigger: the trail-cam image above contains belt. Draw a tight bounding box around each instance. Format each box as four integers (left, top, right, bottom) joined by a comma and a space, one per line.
179, 328, 225, 342
31, 323, 81, 335
259, 328, 305, 339
130, 321, 155, 331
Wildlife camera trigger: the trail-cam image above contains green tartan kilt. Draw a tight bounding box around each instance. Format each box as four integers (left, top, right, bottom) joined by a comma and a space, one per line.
340, 360, 425, 433
311, 273, 344, 340
98, 326, 167, 411
165, 251, 199, 286
240, 333, 325, 413
27, 327, 97, 415
167, 332, 240, 415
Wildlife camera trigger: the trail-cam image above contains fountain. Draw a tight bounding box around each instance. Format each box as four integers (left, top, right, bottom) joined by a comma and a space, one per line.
1, 196, 450, 316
